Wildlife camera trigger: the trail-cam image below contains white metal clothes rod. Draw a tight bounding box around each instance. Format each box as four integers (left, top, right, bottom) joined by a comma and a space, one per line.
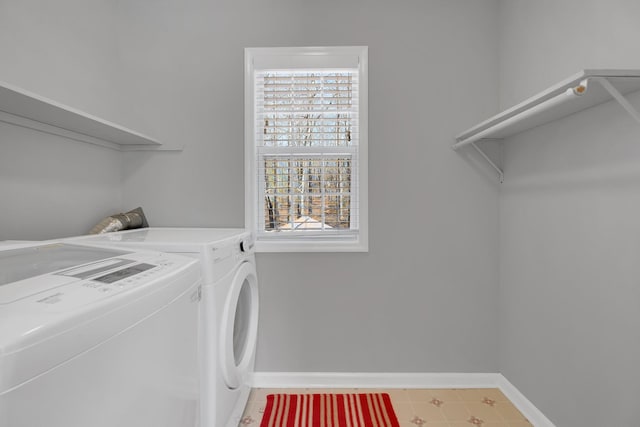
452, 81, 587, 151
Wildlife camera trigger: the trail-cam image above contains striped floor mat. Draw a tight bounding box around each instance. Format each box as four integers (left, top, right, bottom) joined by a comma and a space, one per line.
260, 393, 400, 427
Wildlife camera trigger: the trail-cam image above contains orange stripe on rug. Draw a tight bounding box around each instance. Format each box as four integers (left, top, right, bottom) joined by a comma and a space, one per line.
260, 393, 400, 427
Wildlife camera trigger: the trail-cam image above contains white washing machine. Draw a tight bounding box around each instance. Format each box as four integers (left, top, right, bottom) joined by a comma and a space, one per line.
0, 241, 201, 427
69, 228, 259, 427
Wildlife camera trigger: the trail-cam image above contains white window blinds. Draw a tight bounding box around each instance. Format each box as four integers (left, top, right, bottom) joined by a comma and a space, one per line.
255, 70, 360, 238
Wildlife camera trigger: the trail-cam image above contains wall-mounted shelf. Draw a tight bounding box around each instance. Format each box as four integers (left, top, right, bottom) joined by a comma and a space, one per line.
0, 80, 167, 151
454, 69, 640, 182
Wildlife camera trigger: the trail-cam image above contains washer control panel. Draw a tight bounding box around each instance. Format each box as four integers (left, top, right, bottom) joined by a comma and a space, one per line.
4, 252, 186, 311
93, 263, 155, 284
38, 255, 182, 310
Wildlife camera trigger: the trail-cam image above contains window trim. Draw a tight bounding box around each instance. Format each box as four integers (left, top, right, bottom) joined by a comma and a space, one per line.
244, 46, 368, 253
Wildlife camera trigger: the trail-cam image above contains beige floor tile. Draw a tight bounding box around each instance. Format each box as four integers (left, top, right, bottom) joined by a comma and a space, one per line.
379, 388, 412, 402
238, 401, 264, 426
237, 414, 260, 426
508, 422, 534, 427
390, 402, 414, 425
411, 402, 446, 422
406, 388, 434, 402
455, 388, 484, 401
408, 388, 462, 403
449, 422, 483, 427
247, 387, 264, 402
465, 402, 504, 421
456, 388, 506, 402
429, 388, 466, 402
450, 422, 510, 427
405, 416, 428, 427
495, 401, 528, 421
441, 401, 471, 421
485, 388, 510, 402
391, 401, 413, 413
239, 403, 250, 419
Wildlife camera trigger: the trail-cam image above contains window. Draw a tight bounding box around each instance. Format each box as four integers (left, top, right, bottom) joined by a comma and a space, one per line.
245, 47, 368, 252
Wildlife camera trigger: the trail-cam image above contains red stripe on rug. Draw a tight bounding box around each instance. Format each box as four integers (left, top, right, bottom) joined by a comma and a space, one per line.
260, 393, 400, 427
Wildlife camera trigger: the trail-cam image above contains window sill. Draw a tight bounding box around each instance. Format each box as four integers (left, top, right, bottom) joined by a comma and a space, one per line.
255, 239, 368, 253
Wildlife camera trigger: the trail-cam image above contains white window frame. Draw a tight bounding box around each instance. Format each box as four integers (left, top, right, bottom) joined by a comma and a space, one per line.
245, 46, 368, 253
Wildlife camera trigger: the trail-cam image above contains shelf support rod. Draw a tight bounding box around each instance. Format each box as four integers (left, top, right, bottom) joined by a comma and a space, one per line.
471, 142, 504, 183
594, 77, 640, 125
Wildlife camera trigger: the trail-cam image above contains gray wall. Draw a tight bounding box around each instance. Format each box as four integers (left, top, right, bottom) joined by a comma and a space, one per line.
498, 1, 640, 425
0, 0, 124, 240
116, 0, 501, 373
4, 2, 640, 421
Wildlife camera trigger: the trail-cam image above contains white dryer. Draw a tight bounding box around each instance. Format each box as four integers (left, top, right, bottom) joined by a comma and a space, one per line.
69, 228, 259, 427
0, 242, 201, 427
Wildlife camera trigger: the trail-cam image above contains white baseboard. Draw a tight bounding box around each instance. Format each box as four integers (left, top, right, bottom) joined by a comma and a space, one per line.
496, 374, 555, 427
250, 371, 498, 389
249, 372, 555, 427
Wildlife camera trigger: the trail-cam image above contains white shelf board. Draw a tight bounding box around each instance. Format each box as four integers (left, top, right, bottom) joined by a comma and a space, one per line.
0, 80, 162, 150
456, 69, 640, 144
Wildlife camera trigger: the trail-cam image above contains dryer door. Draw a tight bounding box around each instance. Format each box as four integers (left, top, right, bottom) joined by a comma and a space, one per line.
220, 261, 259, 389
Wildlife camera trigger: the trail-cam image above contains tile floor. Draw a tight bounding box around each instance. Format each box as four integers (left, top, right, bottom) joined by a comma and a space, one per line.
239, 388, 533, 426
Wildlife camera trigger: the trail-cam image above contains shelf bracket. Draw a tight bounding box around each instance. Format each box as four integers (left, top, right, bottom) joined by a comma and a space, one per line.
593, 77, 640, 125
470, 141, 504, 183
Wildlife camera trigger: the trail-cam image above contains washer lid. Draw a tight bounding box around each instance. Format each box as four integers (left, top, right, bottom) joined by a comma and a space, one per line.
74, 228, 246, 247
0, 243, 131, 303
0, 243, 130, 290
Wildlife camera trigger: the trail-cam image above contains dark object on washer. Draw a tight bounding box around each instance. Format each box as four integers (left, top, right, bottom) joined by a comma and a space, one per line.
89, 207, 149, 234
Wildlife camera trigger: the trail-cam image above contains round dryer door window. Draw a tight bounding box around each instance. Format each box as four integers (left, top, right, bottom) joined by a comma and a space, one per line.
220, 261, 259, 389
